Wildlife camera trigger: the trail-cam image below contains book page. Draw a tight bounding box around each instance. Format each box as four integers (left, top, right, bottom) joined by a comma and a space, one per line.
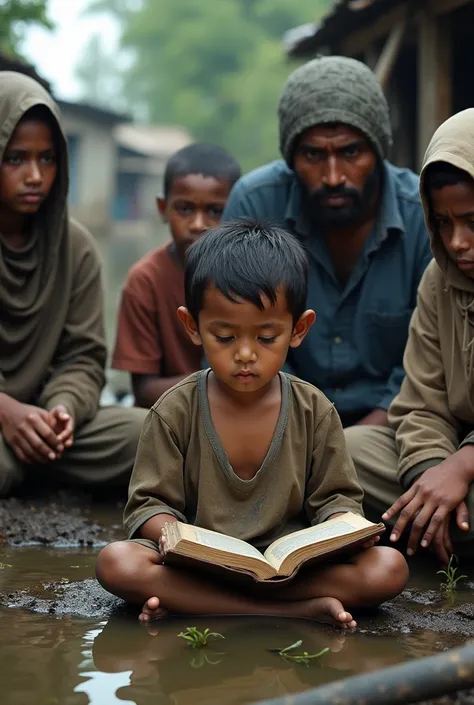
264, 513, 370, 570
189, 526, 269, 563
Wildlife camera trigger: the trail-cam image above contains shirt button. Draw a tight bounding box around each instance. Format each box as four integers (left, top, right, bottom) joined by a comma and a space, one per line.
334, 336, 343, 344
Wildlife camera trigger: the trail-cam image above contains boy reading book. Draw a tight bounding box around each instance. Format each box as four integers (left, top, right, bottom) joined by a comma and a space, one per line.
96, 220, 408, 628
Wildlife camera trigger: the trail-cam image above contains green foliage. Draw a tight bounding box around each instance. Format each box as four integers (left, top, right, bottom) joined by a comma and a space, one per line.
0, 0, 52, 56
80, 0, 331, 171
268, 639, 330, 666
437, 554, 467, 596
177, 626, 225, 649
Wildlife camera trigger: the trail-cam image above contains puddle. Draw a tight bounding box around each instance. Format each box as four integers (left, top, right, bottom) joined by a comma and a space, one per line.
0, 545, 473, 704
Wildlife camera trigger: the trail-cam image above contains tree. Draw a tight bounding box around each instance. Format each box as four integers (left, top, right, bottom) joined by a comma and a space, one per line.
80, 0, 331, 171
0, 0, 52, 56
76, 33, 127, 112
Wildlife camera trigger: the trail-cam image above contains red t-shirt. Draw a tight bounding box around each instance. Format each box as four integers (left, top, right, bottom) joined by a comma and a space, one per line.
112, 242, 202, 376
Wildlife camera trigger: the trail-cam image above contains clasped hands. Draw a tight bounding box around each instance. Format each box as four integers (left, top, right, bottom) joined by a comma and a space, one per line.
1, 396, 74, 464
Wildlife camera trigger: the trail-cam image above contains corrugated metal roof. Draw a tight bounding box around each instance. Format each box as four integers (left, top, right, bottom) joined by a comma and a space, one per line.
284, 0, 406, 58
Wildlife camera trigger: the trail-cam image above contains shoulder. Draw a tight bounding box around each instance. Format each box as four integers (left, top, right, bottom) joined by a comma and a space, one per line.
418, 259, 445, 299
235, 160, 295, 192
286, 373, 335, 422
386, 162, 421, 205
385, 163, 426, 232
68, 218, 102, 272
225, 160, 296, 218
124, 242, 175, 292
150, 371, 200, 433
68, 218, 101, 259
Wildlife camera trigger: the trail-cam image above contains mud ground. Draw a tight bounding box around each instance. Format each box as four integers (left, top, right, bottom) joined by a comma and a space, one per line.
1, 490, 474, 704
0, 486, 124, 546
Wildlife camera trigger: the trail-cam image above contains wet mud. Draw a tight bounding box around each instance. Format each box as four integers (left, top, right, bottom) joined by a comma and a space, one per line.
1, 493, 474, 704
0, 488, 123, 546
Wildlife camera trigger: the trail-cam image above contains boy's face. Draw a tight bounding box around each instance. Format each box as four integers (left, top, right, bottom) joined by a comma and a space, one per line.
179, 285, 315, 395
0, 119, 57, 218
431, 179, 474, 278
158, 174, 231, 263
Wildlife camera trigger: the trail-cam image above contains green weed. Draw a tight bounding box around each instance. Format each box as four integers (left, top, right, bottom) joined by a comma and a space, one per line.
437, 554, 467, 595
177, 626, 225, 649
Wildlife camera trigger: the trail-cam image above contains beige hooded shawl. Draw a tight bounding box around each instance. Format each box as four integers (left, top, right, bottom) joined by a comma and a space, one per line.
0, 72, 106, 426
388, 108, 474, 487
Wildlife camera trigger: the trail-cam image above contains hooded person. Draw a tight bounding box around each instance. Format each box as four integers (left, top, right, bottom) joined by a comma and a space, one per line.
346, 108, 474, 564
0, 71, 147, 497
222, 56, 431, 428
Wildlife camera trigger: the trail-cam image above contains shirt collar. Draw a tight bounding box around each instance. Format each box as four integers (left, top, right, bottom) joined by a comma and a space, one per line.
284, 161, 406, 242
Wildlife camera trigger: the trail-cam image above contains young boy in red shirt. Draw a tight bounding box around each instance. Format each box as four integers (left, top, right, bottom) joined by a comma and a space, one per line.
112, 143, 240, 407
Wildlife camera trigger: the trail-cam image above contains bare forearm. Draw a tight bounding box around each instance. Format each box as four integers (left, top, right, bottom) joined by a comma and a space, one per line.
132, 375, 188, 408
139, 513, 178, 543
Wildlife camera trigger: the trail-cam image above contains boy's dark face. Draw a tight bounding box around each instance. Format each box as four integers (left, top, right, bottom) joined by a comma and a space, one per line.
179, 285, 314, 397
293, 124, 380, 228
0, 119, 57, 219
158, 174, 231, 264
430, 178, 474, 278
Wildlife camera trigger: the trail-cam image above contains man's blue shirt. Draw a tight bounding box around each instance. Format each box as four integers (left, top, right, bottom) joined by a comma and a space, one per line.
223, 159, 432, 422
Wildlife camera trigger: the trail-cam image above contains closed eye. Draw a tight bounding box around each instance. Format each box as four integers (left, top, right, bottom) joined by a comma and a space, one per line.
258, 336, 277, 343
215, 335, 234, 343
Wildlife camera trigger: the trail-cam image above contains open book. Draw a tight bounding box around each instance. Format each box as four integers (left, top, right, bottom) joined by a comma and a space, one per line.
162, 512, 385, 583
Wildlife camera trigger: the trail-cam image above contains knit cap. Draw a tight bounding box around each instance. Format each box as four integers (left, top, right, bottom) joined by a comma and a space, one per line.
278, 56, 392, 166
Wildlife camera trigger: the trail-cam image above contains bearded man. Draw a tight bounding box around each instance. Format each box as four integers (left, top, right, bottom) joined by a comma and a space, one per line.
223, 56, 431, 427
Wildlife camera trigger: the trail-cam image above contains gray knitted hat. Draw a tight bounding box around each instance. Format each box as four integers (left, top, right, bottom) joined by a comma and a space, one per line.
278, 56, 392, 166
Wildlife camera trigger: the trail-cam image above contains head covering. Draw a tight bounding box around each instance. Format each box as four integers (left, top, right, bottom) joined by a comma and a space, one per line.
420, 109, 474, 384
0, 72, 70, 402
420, 108, 474, 292
278, 56, 392, 167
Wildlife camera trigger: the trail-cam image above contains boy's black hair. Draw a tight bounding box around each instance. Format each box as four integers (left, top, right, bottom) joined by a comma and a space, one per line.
424, 161, 473, 191
184, 218, 308, 324
163, 143, 241, 198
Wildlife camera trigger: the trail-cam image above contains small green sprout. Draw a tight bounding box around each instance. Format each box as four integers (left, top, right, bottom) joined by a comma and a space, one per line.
437, 554, 467, 595
177, 626, 225, 649
268, 640, 330, 666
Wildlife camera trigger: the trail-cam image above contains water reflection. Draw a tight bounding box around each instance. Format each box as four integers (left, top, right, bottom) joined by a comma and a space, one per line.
1, 547, 471, 705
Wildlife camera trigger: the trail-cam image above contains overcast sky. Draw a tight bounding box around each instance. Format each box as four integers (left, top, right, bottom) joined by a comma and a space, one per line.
22, 0, 118, 100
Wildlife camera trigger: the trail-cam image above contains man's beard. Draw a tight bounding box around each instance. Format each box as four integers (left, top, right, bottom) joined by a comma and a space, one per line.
304, 164, 383, 228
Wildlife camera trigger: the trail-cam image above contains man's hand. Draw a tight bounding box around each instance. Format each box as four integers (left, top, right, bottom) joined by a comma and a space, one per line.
382, 453, 472, 563
0, 395, 62, 464
356, 409, 389, 427
48, 405, 74, 450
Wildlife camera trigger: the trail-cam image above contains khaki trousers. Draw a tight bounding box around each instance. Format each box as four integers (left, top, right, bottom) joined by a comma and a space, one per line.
344, 425, 474, 548
0, 406, 148, 497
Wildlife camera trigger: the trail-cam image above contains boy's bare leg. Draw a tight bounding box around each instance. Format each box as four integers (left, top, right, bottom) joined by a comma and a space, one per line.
266, 546, 408, 607
96, 543, 407, 629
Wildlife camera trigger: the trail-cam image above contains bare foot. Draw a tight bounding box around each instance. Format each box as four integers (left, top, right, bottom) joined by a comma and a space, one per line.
138, 596, 168, 623
294, 597, 357, 630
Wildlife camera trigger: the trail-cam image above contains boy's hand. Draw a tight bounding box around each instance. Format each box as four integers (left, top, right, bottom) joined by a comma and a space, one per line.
1, 396, 62, 464
382, 456, 471, 559
48, 405, 74, 453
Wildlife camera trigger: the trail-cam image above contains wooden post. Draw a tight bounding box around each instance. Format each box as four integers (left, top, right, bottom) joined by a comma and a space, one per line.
417, 5, 452, 169
375, 19, 407, 90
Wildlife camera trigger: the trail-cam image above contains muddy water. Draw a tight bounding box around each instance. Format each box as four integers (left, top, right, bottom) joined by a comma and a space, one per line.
0, 544, 473, 705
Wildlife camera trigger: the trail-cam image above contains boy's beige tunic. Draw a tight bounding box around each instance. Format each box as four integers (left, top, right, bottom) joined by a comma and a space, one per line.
125, 371, 364, 548
346, 109, 474, 542
0, 72, 146, 495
